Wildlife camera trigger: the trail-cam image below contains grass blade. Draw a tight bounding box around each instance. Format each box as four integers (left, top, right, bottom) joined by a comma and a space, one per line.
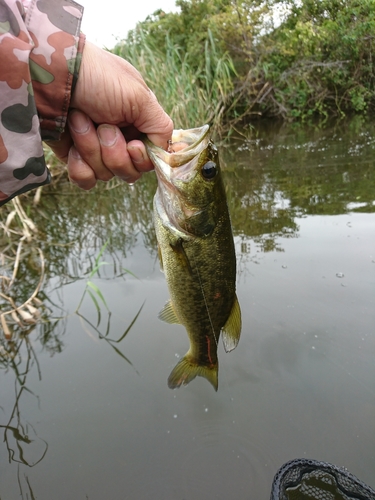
87, 281, 109, 310
108, 301, 145, 343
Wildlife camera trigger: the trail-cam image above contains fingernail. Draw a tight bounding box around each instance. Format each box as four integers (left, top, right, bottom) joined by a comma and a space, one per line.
69, 111, 90, 134
98, 125, 117, 147
70, 146, 81, 159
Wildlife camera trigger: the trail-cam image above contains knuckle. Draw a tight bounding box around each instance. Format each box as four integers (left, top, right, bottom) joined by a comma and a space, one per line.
68, 165, 95, 187
97, 171, 114, 182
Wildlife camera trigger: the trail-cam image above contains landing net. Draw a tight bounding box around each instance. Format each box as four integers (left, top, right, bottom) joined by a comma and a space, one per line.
271, 459, 375, 500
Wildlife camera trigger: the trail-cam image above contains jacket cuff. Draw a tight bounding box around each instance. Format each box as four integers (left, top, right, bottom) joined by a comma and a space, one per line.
26, 0, 85, 141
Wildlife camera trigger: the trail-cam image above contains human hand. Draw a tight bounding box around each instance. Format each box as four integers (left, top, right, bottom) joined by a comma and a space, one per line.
47, 41, 173, 189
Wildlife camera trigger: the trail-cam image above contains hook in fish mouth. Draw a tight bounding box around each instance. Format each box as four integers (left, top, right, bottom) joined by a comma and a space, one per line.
167, 139, 175, 153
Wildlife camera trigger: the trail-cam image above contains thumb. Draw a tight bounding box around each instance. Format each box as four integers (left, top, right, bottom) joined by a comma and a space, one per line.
134, 91, 174, 150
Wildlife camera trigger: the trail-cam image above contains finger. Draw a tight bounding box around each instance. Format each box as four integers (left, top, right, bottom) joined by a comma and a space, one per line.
133, 91, 174, 150
127, 139, 154, 173
67, 146, 97, 190
68, 110, 113, 181
97, 125, 142, 183
45, 129, 73, 163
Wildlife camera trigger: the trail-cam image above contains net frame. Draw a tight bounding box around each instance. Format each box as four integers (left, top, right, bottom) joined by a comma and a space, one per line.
271, 458, 375, 500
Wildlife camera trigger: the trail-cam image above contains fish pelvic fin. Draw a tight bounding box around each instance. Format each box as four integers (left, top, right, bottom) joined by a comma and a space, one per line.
222, 294, 242, 353
158, 300, 180, 324
168, 354, 218, 391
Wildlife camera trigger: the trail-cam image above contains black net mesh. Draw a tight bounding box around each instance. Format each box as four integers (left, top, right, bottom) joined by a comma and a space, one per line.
271, 459, 375, 500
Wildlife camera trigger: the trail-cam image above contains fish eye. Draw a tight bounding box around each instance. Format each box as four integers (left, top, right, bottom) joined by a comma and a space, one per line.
201, 161, 217, 180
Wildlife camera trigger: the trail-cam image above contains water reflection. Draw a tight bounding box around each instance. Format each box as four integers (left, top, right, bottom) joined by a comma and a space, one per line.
3, 117, 374, 303
1, 117, 374, 499
0, 330, 48, 497
224, 118, 375, 257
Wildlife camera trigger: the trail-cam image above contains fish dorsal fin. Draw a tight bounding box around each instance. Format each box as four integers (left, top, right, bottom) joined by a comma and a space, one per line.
158, 300, 180, 324
221, 295, 241, 353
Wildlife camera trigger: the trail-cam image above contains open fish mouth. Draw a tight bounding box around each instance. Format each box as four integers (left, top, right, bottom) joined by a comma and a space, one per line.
144, 124, 210, 175
145, 125, 212, 235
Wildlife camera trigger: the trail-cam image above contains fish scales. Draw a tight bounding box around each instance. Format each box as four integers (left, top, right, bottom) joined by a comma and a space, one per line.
155, 200, 236, 364
146, 125, 241, 391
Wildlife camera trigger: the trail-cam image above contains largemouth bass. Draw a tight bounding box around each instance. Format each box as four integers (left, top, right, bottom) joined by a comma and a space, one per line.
145, 125, 241, 391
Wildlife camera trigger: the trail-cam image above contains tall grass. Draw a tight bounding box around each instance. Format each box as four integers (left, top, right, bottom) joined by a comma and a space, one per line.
113, 30, 236, 136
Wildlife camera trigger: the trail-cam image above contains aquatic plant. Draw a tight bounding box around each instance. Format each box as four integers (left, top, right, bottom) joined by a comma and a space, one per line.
75, 238, 144, 366
0, 197, 47, 339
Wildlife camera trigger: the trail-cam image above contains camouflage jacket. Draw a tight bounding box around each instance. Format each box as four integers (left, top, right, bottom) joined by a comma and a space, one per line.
0, 0, 85, 207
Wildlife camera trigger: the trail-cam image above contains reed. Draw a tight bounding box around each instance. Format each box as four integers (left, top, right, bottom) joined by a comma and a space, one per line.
0, 197, 46, 340
113, 30, 236, 136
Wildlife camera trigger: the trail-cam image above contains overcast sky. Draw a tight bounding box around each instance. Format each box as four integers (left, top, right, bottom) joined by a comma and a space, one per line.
79, 0, 178, 49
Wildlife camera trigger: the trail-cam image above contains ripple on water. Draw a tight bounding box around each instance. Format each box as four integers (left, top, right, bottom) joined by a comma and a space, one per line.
181, 424, 276, 499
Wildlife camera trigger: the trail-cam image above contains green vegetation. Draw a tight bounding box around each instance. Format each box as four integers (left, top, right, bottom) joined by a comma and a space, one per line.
114, 29, 236, 134
114, 0, 375, 131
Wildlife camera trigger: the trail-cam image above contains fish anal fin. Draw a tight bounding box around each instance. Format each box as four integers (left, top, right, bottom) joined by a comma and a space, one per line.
222, 294, 242, 353
168, 354, 218, 391
158, 300, 180, 324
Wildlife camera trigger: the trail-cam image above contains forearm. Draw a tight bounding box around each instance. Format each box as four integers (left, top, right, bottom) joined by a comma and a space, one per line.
27, 0, 85, 140
0, 0, 84, 206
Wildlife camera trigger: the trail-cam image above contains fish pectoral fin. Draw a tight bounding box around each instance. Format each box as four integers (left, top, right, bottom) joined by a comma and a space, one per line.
221, 294, 242, 353
169, 238, 193, 275
158, 300, 180, 324
168, 354, 218, 391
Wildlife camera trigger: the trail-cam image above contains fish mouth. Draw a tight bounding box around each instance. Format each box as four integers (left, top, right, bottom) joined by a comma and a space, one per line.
144, 124, 210, 177
146, 125, 211, 235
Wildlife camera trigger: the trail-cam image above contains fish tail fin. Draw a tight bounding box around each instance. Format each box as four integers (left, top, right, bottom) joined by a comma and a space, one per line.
168, 354, 218, 391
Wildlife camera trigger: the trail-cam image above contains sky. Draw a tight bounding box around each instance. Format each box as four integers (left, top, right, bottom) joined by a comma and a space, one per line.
79, 0, 179, 49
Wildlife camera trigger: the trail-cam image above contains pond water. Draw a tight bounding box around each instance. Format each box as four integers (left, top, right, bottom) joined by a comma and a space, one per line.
1, 118, 374, 499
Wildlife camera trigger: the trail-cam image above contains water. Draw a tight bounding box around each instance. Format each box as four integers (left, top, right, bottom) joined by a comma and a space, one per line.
1, 118, 374, 499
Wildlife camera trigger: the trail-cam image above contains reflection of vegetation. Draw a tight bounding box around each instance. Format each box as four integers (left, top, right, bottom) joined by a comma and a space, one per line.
0, 330, 50, 499
1, 119, 373, 289
76, 302, 144, 368
1, 387, 48, 467
1, 200, 41, 319
1, 117, 374, 498
1, 178, 151, 497
226, 167, 300, 248
0, 334, 49, 469
223, 118, 375, 251
1, 171, 157, 326
1, 118, 374, 362
75, 239, 144, 367
76, 239, 111, 322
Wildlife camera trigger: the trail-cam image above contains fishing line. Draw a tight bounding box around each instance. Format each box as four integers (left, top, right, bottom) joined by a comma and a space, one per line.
191, 244, 234, 394
191, 251, 218, 348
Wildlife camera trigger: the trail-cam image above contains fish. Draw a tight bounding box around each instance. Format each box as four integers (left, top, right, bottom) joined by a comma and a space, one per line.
145, 125, 241, 391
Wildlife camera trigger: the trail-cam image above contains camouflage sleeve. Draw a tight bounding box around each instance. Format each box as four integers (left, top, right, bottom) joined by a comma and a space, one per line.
0, 0, 84, 207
